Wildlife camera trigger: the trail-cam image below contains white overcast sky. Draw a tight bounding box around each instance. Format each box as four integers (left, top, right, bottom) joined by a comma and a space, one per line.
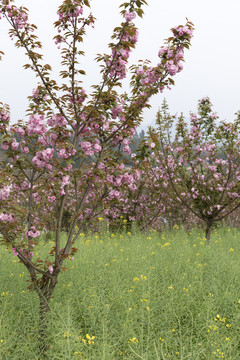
1, 0, 240, 130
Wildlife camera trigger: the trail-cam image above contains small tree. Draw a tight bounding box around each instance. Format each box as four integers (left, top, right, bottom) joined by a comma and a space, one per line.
102, 151, 188, 232
0, 0, 193, 356
147, 98, 240, 243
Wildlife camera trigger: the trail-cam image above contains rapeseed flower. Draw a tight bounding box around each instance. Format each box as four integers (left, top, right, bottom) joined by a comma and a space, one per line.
128, 337, 138, 343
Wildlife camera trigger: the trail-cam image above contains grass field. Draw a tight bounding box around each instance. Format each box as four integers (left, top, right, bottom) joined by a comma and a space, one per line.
1, 227, 240, 359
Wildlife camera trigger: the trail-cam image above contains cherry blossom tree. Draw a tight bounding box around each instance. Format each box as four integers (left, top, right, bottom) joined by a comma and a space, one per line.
0, 0, 193, 355
147, 98, 240, 243
102, 135, 197, 233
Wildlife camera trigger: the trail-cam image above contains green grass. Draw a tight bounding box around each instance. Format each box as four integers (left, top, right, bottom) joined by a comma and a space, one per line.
1, 227, 240, 359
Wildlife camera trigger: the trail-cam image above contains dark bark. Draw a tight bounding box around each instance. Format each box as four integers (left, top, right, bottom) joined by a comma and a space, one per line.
39, 295, 50, 358
205, 222, 213, 244
38, 277, 58, 359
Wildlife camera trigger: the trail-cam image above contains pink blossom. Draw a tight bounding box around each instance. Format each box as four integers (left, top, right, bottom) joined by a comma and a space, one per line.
98, 162, 105, 170
0, 213, 15, 222
125, 11, 136, 22
228, 192, 239, 199
62, 175, 70, 186
123, 145, 131, 154
158, 47, 168, 57
47, 114, 67, 127
80, 141, 94, 156
109, 190, 121, 199
21, 181, 30, 190
166, 60, 178, 76
102, 121, 109, 131
123, 173, 134, 185
27, 226, 40, 238
85, 208, 92, 216
48, 196, 56, 203
0, 109, 10, 132
12, 248, 19, 256
1, 141, 9, 150
0, 185, 12, 201
15, 127, 25, 137
210, 112, 218, 119
32, 148, 54, 169
28, 114, 47, 135
32, 87, 39, 99
58, 148, 69, 159
93, 143, 102, 153
20, 141, 29, 153
136, 66, 144, 75
112, 105, 123, 119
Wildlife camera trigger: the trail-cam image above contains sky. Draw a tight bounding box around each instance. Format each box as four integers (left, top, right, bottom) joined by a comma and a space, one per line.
1, 0, 240, 131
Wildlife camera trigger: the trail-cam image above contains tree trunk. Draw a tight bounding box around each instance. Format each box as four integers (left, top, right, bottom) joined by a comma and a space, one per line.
38, 278, 57, 359
205, 223, 213, 244
38, 292, 51, 359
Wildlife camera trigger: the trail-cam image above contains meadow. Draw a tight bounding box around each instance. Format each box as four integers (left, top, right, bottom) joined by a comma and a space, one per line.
1, 226, 240, 359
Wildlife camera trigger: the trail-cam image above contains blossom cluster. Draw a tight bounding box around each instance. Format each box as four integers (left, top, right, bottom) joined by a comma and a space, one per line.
26, 226, 40, 239
28, 114, 47, 136
12, 247, 33, 258
80, 141, 102, 156
0, 107, 10, 133
0, 185, 11, 201
32, 148, 54, 169
106, 12, 138, 80
0, 4, 28, 30
47, 114, 68, 128
0, 212, 15, 222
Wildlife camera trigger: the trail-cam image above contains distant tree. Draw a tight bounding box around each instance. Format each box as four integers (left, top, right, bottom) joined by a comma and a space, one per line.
146, 98, 240, 243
